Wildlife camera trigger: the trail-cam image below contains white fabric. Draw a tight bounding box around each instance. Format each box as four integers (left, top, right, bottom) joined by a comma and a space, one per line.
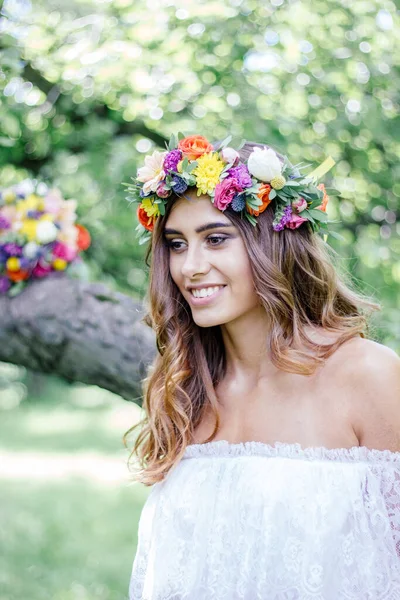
129, 440, 400, 600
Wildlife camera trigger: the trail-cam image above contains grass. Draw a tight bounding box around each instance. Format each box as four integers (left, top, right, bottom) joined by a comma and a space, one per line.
0, 372, 151, 600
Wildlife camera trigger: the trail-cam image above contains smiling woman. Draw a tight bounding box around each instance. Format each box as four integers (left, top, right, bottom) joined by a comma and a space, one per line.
124, 135, 400, 600
164, 195, 258, 328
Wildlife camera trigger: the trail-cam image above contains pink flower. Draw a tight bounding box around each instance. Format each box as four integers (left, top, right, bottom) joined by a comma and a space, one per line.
52, 241, 77, 262
33, 261, 53, 278
44, 189, 64, 214
214, 177, 243, 211
221, 147, 240, 166
292, 197, 307, 213
156, 182, 172, 198
286, 214, 308, 230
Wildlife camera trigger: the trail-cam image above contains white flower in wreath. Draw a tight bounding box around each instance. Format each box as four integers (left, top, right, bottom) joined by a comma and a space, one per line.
36, 220, 58, 244
220, 147, 240, 165
137, 150, 167, 195
247, 147, 282, 182
23, 241, 40, 259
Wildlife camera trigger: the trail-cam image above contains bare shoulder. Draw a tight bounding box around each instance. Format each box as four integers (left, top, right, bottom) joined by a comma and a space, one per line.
335, 337, 400, 451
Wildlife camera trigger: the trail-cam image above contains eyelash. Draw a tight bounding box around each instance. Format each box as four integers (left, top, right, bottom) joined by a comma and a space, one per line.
166, 235, 228, 252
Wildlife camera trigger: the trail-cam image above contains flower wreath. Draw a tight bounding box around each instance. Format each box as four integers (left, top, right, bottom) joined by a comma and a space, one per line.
125, 133, 341, 245
0, 181, 91, 296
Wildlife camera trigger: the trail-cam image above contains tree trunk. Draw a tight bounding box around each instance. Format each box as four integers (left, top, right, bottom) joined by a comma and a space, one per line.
0, 276, 157, 404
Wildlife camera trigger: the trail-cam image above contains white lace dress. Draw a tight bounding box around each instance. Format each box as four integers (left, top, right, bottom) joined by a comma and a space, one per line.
129, 440, 400, 600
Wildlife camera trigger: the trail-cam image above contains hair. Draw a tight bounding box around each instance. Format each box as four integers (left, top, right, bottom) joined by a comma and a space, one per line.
123, 140, 381, 486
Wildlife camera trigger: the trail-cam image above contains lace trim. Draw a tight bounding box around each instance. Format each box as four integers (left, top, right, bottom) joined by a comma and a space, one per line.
183, 439, 400, 464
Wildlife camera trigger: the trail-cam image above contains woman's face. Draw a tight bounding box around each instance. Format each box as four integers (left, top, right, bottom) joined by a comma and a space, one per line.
163, 191, 260, 328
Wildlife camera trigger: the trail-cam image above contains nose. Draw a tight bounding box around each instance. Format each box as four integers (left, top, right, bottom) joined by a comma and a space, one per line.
180, 243, 211, 279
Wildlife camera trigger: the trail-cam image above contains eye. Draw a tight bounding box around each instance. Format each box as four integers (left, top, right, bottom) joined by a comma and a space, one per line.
165, 235, 228, 252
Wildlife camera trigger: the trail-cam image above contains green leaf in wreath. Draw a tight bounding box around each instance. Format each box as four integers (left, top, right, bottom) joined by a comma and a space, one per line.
168, 133, 177, 150
244, 211, 257, 226
307, 208, 329, 221
8, 281, 27, 297
325, 229, 346, 241
218, 135, 232, 150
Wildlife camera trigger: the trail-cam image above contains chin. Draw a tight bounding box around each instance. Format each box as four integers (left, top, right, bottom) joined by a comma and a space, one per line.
191, 313, 223, 328
191, 311, 232, 328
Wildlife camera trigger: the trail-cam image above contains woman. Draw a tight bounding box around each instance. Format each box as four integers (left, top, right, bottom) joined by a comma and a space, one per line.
125, 134, 400, 599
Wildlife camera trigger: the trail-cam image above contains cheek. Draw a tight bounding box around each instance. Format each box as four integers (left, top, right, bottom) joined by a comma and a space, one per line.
169, 255, 182, 287
226, 254, 257, 301
226, 252, 253, 286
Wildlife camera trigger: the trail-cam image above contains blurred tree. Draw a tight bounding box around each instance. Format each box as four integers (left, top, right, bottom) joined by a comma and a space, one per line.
0, 0, 399, 352
0, 277, 156, 402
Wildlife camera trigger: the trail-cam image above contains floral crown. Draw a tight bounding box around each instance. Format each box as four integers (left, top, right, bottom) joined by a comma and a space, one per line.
125, 133, 341, 245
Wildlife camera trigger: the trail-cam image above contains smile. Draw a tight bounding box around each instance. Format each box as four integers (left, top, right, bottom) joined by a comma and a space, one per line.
189, 285, 226, 306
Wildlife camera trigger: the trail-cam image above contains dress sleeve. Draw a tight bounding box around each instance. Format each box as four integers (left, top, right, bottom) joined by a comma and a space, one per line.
382, 465, 400, 557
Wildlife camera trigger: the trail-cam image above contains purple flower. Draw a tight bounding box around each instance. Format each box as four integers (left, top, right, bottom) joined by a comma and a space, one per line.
273, 204, 293, 231
26, 210, 43, 219
171, 175, 188, 195
19, 257, 32, 270
139, 187, 152, 198
227, 163, 252, 189
3, 243, 23, 256
0, 215, 10, 229
0, 276, 11, 294
163, 149, 182, 174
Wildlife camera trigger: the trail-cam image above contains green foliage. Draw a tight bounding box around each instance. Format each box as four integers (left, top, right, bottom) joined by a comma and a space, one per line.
0, 0, 399, 348
0, 377, 149, 599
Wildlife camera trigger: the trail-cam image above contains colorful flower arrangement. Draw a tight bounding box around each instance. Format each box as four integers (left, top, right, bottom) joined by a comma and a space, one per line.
125, 133, 342, 245
0, 181, 91, 296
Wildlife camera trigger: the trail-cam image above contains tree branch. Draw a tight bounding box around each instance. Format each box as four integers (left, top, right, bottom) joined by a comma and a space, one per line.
13, 61, 168, 173
0, 277, 157, 404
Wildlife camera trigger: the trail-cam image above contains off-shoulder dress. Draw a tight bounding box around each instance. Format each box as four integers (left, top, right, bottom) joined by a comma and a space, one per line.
129, 440, 400, 600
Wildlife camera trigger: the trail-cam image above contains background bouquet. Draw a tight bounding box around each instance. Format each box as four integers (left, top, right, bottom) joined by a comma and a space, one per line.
0, 181, 91, 295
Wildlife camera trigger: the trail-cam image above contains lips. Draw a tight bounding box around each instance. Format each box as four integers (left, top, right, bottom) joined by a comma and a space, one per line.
187, 285, 226, 306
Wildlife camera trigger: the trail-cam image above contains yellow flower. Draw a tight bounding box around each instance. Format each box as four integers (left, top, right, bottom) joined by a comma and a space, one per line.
271, 175, 286, 190
141, 197, 161, 218
16, 194, 42, 215
7, 257, 20, 272
20, 219, 38, 241
192, 152, 225, 196
3, 190, 16, 204
53, 258, 67, 271
26, 194, 41, 209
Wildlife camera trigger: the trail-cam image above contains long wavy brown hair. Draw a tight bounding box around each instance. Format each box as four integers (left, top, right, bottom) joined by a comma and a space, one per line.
123, 140, 381, 486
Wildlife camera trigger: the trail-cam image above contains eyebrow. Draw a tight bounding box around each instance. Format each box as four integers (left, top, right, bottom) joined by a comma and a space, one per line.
163, 222, 234, 235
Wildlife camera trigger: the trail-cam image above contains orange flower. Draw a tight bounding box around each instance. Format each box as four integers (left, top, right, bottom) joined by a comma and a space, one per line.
137, 204, 156, 231
247, 183, 272, 216
7, 269, 30, 282
316, 183, 329, 212
177, 135, 214, 161
75, 224, 91, 251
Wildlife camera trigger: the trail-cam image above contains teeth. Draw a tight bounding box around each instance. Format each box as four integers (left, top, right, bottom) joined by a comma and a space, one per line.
191, 286, 224, 298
